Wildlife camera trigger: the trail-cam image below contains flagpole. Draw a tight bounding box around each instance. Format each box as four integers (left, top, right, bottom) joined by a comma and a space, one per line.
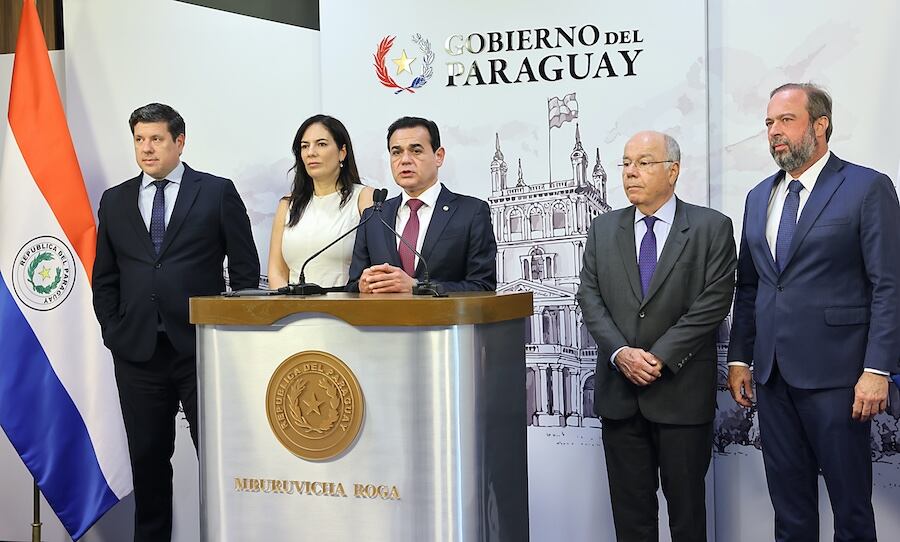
547, 98, 553, 182
548, 124, 552, 182
32, 480, 42, 542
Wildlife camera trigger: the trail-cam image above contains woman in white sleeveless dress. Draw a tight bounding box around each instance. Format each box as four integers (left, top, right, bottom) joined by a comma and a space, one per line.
268, 115, 374, 288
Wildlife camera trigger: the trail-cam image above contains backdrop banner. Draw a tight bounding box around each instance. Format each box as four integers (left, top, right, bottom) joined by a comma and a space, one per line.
320, 1, 709, 539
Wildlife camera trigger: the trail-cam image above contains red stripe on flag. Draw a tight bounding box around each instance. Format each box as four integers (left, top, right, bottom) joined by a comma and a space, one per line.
8, 0, 96, 283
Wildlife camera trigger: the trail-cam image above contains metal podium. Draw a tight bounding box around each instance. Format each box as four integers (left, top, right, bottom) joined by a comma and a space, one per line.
190, 292, 532, 541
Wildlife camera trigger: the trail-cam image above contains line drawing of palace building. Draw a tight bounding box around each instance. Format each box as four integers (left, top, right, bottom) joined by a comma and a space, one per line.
488, 125, 610, 428
487, 123, 900, 466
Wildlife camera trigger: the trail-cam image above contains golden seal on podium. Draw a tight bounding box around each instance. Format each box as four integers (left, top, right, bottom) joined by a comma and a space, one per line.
266, 350, 365, 461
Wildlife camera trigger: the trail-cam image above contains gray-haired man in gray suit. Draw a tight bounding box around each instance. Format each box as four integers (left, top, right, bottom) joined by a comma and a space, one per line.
577, 131, 736, 542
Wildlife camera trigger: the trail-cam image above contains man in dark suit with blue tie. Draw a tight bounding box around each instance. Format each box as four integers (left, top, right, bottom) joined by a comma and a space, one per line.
577, 131, 736, 541
728, 83, 900, 542
92, 103, 259, 542
348, 116, 496, 293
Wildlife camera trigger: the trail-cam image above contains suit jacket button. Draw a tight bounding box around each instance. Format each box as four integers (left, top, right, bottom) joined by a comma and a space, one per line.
150, 294, 158, 302
638, 311, 646, 318
776, 285, 784, 291
155, 263, 161, 269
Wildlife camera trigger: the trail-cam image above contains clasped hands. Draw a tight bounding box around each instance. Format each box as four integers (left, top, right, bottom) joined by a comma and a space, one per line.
358, 263, 416, 294
615, 347, 663, 386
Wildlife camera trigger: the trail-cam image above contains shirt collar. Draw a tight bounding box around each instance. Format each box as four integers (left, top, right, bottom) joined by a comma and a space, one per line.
782, 150, 831, 194
634, 194, 677, 225
141, 161, 185, 189
401, 180, 442, 209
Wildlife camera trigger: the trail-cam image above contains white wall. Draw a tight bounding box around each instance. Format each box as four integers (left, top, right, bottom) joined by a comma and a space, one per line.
63, 0, 322, 273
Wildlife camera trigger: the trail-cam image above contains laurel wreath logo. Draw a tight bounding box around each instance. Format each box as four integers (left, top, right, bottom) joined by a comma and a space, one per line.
26, 252, 61, 295
286, 376, 340, 434
374, 33, 434, 94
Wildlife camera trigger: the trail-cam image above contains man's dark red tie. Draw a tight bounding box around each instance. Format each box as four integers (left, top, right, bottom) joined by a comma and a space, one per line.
399, 198, 425, 276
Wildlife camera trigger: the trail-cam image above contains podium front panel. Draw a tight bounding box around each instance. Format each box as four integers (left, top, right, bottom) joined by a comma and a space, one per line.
197, 312, 528, 541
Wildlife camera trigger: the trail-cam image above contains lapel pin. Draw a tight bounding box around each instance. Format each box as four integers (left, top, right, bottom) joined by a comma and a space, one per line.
443, 205, 449, 211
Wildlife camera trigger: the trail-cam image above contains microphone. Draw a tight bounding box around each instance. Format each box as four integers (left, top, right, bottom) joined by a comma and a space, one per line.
279, 188, 388, 295
373, 187, 388, 212
372, 197, 447, 297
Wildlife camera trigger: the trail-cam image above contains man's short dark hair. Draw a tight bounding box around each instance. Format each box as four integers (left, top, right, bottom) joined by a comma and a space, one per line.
386, 116, 441, 151
770, 83, 833, 142
128, 103, 186, 141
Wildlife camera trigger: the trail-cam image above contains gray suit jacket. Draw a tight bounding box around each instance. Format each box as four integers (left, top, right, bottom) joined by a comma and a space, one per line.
576, 198, 736, 424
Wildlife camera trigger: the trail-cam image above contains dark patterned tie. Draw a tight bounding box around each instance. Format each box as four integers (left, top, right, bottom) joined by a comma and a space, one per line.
399, 198, 425, 276
775, 180, 803, 271
638, 216, 658, 297
149, 179, 170, 255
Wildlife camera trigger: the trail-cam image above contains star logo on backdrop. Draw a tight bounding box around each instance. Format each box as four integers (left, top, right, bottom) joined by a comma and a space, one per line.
393, 50, 416, 74
373, 33, 434, 94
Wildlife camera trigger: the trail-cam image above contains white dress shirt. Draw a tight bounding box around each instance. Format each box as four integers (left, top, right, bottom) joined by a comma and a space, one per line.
764, 151, 830, 259
138, 161, 184, 230
610, 195, 677, 366
395, 181, 442, 272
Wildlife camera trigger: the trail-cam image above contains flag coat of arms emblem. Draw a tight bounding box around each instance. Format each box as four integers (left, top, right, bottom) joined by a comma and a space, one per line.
0, 2, 132, 539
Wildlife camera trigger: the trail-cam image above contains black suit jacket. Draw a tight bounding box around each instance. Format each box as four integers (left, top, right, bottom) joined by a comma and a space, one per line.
576, 198, 736, 424
348, 184, 497, 292
92, 163, 259, 362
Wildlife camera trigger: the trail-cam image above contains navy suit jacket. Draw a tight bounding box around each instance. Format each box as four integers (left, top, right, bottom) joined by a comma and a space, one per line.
348, 184, 497, 292
728, 154, 900, 388
92, 163, 259, 362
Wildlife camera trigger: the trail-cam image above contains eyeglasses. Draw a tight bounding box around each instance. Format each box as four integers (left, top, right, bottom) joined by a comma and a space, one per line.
617, 160, 675, 171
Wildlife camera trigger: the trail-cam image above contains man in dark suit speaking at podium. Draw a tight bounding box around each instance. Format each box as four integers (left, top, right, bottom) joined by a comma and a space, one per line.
348, 116, 497, 293
92, 103, 259, 541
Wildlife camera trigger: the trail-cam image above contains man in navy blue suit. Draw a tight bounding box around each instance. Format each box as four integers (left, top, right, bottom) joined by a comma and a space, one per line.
93, 103, 259, 541
728, 83, 900, 542
348, 116, 496, 293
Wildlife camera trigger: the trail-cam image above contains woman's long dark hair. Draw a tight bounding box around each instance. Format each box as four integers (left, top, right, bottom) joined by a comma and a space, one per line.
286, 115, 361, 227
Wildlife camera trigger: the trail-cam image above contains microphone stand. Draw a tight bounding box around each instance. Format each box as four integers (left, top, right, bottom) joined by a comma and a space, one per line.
373, 210, 447, 298
279, 188, 388, 296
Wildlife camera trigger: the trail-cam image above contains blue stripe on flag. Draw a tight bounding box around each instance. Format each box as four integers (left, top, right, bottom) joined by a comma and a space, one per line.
0, 273, 120, 539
